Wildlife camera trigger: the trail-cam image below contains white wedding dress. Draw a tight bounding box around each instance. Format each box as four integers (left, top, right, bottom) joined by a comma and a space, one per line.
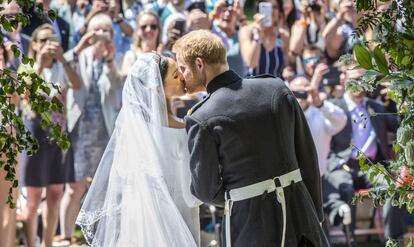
76, 53, 201, 246
161, 127, 200, 243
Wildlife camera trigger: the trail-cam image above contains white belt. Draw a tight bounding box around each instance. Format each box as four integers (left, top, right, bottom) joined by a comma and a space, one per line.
224, 169, 302, 247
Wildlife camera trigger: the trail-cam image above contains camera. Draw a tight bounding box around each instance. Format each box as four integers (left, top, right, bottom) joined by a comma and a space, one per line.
225, 0, 233, 7
292, 91, 308, 100
322, 66, 341, 86
307, 0, 321, 12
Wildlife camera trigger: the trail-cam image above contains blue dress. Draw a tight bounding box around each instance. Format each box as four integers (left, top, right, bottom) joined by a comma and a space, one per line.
71, 61, 109, 181
20, 116, 75, 187
247, 39, 285, 78
20, 64, 74, 187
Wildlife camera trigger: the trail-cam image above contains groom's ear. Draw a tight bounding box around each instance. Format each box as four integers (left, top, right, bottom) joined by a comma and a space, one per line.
195, 58, 204, 71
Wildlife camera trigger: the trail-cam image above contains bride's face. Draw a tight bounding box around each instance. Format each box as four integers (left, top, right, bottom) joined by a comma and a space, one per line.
163, 57, 186, 99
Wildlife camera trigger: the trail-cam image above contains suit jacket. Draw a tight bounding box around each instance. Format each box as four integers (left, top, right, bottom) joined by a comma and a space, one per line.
64, 46, 124, 136
327, 96, 399, 172
185, 71, 328, 247
21, 8, 70, 53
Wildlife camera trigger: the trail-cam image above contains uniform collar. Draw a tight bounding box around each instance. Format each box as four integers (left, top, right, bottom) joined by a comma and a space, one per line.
206, 70, 242, 94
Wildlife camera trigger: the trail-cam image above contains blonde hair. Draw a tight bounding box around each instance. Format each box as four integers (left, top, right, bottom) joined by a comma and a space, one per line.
28, 23, 55, 59
87, 13, 113, 33
133, 10, 160, 51
172, 30, 227, 69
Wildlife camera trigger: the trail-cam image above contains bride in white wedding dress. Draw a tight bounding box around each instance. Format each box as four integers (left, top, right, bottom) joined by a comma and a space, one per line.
76, 53, 201, 246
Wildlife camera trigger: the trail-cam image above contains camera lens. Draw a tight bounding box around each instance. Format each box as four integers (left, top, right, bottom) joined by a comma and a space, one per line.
308, 0, 321, 11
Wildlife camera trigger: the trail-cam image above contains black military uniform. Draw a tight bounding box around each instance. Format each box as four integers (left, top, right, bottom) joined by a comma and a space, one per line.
185, 70, 329, 247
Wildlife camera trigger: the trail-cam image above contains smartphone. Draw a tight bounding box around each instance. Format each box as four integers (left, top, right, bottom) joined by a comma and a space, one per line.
93, 32, 111, 43
259, 2, 273, 27
173, 20, 186, 35
322, 66, 341, 86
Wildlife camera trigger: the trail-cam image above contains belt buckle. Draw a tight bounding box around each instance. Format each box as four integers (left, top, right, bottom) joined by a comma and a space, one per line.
273, 176, 282, 188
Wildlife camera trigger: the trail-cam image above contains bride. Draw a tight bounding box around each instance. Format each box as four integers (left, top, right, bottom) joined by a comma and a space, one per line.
76, 53, 201, 246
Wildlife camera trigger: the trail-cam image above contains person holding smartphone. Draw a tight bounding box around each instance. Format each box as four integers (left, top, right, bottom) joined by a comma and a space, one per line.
58, 13, 124, 244
289, 0, 328, 56
160, 14, 187, 53
289, 76, 350, 244
239, 0, 290, 78
322, 0, 360, 61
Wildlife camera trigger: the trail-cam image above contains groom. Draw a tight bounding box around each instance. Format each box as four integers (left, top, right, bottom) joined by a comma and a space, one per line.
173, 30, 329, 247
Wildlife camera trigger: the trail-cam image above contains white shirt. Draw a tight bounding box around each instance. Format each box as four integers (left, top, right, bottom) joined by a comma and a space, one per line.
304, 101, 347, 175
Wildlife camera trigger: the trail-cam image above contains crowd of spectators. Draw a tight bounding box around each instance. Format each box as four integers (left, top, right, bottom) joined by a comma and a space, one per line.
0, 0, 408, 246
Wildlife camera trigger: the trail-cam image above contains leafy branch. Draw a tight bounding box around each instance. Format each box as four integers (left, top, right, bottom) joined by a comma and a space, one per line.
0, 2, 70, 207
351, 0, 414, 217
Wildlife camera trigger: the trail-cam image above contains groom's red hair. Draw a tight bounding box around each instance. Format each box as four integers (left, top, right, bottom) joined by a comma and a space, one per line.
172, 30, 227, 69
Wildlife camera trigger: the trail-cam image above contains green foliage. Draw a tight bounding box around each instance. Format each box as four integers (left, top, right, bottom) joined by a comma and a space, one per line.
0, 2, 69, 208
386, 239, 398, 247
354, 44, 373, 70
351, 0, 414, 234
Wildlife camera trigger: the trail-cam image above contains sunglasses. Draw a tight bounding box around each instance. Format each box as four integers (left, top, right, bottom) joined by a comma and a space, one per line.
38, 38, 49, 43
292, 91, 308, 99
303, 57, 320, 65
140, 24, 158, 31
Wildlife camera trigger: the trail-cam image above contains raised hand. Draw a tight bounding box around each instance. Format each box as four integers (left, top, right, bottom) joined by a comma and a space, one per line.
310, 63, 330, 88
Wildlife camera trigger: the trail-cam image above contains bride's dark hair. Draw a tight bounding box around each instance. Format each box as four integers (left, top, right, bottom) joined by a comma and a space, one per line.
158, 55, 169, 83
156, 51, 178, 84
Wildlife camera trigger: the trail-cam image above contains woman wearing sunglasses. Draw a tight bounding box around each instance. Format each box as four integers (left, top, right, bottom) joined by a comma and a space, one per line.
18, 23, 81, 247
121, 10, 161, 78
58, 13, 124, 244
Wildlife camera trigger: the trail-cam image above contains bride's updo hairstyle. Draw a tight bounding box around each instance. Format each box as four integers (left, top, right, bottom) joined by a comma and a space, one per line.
122, 52, 169, 125
156, 54, 169, 85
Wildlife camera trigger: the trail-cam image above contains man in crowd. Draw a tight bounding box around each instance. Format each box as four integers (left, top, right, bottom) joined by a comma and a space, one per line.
289, 75, 353, 241
327, 68, 405, 241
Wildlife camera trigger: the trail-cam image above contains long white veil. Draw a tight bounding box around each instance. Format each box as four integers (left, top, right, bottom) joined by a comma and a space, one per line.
76, 53, 198, 246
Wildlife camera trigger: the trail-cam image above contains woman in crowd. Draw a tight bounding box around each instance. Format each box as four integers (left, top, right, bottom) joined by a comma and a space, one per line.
18, 24, 81, 247
239, 0, 290, 78
121, 10, 161, 77
323, 0, 360, 61
289, 0, 327, 56
211, 0, 246, 76
282, 0, 297, 30
58, 13, 124, 243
